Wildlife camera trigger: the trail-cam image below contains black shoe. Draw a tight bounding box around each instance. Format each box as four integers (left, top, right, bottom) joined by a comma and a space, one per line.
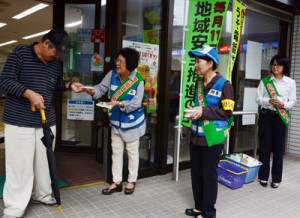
194, 215, 215, 218
102, 183, 122, 195
124, 182, 136, 195
259, 180, 268, 187
185, 208, 202, 217
271, 182, 280, 189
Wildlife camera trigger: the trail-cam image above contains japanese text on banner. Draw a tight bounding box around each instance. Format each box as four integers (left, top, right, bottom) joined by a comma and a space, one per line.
180, 0, 230, 127
226, 0, 246, 81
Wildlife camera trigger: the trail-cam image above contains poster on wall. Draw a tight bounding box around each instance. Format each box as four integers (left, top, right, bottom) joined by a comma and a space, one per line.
143, 5, 161, 30
77, 28, 92, 43
122, 40, 159, 112
143, 5, 161, 44
67, 100, 94, 121
91, 29, 105, 43
91, 53, 103, 71
144, 29, 160, 45
245, 40, 262, 80
262, 42, 278, 70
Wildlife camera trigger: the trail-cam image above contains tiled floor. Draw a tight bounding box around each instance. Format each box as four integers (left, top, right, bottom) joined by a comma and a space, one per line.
55, 152, 103, 186
1, 154, 300, 218
0, 151, 103, 187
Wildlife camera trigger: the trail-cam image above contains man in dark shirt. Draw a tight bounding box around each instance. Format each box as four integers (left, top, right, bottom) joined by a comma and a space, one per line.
0, 29, 82, 218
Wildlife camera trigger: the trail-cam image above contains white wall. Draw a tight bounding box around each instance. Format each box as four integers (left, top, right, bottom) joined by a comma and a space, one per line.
287, 15, 300, 156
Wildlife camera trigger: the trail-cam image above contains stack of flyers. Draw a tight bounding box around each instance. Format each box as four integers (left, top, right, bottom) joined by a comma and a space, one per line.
184, 109, 197, 118
80, 85, 95, 90
96, 102, 112, 109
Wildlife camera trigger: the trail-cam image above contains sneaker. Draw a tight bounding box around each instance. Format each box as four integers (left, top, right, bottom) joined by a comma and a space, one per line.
271, 182, 280, 189
32, 197, 57, 206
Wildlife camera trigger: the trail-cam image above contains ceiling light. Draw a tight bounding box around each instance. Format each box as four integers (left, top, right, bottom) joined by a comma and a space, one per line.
22, 30, 50, 39
0, 23, 7, 28
0, 40, 18, 47
101, 0, 106, 6
65, 20, 82, 27
12, 3, 49, 19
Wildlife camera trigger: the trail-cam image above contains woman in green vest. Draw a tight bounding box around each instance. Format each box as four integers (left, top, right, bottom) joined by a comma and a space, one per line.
83, 47, 145, 195
184, 45, 234, 218
256, 55, 297, 189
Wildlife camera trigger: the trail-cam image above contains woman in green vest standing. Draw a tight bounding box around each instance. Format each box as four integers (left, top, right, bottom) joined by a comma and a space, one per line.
83, 47, 145, 195
184, 45, 234, 218
256, 55, 297, 188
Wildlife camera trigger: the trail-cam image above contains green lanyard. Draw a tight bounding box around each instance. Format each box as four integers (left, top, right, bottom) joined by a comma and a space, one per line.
197, 78, 233, 147
111, 72, 143, 101
262, 76, 291, 126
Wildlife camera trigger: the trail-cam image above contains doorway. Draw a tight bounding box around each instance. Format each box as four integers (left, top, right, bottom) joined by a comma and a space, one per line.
54, 1, 107, 185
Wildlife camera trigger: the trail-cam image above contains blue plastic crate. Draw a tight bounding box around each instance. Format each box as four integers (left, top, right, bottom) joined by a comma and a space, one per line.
226, 154, 262, 183
217, 160, 248, 190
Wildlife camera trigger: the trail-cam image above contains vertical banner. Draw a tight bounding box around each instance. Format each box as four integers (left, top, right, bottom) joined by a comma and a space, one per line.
226, 0, 246, 82
180, 0, 230, 127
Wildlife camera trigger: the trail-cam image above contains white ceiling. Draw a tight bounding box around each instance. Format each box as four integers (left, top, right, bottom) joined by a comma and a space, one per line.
0, 0, 53, 55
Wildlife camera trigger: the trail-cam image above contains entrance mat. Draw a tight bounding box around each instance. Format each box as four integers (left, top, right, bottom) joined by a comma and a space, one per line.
0, 175, 69, 199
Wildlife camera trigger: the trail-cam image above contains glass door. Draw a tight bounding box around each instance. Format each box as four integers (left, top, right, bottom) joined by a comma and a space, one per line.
120, 0, 162, 169
61, 2, 106, 152
228, 9, 284, 155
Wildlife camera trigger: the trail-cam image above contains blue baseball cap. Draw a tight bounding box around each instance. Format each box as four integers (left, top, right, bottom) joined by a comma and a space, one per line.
188, 45, 219, 65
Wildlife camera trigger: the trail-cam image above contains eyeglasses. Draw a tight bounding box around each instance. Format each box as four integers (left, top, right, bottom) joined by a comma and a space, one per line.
271, 63, 282, 67
114, 58, 125, 65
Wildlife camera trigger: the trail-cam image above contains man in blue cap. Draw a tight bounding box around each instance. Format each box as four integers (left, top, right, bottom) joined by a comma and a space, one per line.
184, 45, 235, 218
0, 29, 83, 218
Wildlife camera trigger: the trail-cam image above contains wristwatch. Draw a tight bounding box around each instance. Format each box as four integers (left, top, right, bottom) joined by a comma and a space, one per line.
68, 82, 73, 90
119, 102, 122, 107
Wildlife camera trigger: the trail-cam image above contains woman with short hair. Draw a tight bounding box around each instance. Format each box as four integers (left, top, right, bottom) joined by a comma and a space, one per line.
84, 47, 145, 195
256, 55, 297, 188
184, 45, 234, 218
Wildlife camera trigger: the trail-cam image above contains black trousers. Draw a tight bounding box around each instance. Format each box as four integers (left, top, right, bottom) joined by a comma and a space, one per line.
190, 143, 223, 218
258, 109, 286, 183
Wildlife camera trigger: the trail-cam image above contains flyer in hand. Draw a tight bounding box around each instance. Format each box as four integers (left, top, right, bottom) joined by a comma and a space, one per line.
96, 102, 112, 109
